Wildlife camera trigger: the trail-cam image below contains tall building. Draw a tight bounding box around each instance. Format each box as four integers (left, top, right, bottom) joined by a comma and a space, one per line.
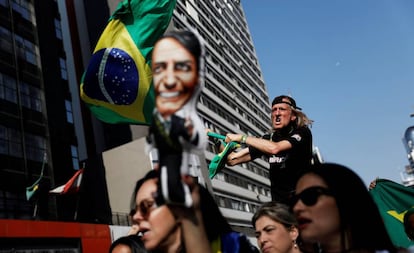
0, 0, 112, 224
0, 0, 87, 221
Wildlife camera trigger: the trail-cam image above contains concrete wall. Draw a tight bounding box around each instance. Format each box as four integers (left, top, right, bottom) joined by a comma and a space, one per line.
103, 137, 152, 214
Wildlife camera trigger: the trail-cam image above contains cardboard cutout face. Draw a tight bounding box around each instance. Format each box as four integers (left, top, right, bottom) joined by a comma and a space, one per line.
148, 30, 206, 207
152, 37, 199, 118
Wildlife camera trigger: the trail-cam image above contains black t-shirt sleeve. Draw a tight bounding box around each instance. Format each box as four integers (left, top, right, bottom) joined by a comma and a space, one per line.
286, 126, 312, 148
249, 127, 312, 158
248, 134, 271, 160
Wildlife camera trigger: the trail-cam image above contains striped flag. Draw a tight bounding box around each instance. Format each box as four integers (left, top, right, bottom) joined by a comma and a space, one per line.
369, 178, 414, 248
80, 0, 176, 125
49, 169, 84, 195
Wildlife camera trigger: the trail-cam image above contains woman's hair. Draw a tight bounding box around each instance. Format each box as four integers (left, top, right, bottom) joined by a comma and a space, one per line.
130, 169, 159, 212
302, 163, 395, 252
109, 235, 146, 253
252, 201, 297, 230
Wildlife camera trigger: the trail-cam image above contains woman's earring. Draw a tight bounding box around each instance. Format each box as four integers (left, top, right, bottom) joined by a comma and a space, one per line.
293, 239, 298, 249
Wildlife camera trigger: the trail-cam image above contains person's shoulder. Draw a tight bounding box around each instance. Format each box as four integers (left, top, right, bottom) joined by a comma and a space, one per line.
220, 232, 259, 253
295, 126, 312, 135
291, 125, 311, 135
298, 125, 311, 131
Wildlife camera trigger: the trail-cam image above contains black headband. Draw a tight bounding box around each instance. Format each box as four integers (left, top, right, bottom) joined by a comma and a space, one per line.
272, 96, 302, 110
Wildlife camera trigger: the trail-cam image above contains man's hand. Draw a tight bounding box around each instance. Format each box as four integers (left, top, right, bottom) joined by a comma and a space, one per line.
225, 133, 243, 143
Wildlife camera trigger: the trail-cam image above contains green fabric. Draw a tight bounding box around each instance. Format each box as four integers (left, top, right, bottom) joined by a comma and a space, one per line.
207, 132, 226, 141
209, 141, 239, 179
80, 0, 176, 125
26, 154, 47, 201
369, 178, 414, 247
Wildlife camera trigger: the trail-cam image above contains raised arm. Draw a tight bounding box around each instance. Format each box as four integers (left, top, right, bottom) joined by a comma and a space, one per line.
174, 177, 211, 253
225, 133, 293, 157
227, 147, 251, 166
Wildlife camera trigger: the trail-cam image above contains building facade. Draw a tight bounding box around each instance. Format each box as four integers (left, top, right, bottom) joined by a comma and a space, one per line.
0, 0, 85, 221
0, 0, 113, 224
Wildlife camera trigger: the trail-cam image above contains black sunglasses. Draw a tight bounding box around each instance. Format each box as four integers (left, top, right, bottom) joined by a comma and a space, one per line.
133, 198, 158, 218
290, 186, 332, 207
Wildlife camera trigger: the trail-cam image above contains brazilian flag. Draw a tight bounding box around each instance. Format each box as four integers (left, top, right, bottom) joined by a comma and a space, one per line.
80, 0, 176, 125
26, 153, 47, 201
369, 178, 414, 248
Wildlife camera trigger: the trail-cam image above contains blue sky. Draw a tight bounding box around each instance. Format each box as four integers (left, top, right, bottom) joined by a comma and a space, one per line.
242, 0, 414, 185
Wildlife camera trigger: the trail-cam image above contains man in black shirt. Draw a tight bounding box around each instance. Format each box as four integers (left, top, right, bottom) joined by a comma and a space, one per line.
224, 95, 313, 204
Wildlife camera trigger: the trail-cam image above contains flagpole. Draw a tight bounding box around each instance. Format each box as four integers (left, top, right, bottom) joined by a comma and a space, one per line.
74, 187, 81, 221
73, 195, 79, 221
73, 162, 85, 221
28, 153, 47, 219
32, 201, 38, 219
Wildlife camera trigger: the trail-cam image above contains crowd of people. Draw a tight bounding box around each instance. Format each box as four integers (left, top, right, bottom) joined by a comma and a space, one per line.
105, 28, 413, 253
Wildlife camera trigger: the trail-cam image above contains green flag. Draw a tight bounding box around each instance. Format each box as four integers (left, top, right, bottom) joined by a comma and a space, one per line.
80, 0, 176, 125
26, 153, 47, 201
369, 178, 414, 248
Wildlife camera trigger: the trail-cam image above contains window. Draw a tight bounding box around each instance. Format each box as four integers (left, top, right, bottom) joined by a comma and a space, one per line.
12, 0, 33, 21
215, 172, 225, 181
0, 190, 32, 219
25, 133, 46, 162
0, 27, 12, 52
231, 200, 241, 210
71, 145, 79, 170
59, 58, 68, 80
65, 100, 73, 123
244, 203, 250, 212
0, 125, 8, 154
0, 0, 8, 7
15, 35, 38, 65
20, 81, 42, 112
0, 126, 23, 158
0, 73, 17, 103
54, 18, 62, 40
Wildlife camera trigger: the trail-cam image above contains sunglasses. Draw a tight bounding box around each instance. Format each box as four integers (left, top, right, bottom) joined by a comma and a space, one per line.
290, 186, 332, 207
133, 198, 158, 218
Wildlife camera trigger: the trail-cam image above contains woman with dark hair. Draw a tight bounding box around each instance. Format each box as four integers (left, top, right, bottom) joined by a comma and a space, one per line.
131, 170, 211, 253
109, 235, 147, 253
130, 169, 258, 253
290, 163, 396, 253
252, 202, 302, 253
